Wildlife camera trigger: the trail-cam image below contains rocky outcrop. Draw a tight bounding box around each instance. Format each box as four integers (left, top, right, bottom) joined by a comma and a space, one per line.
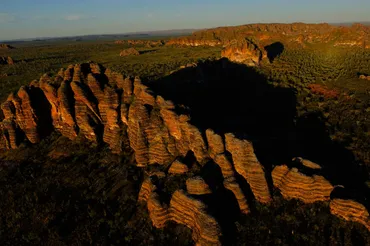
186, 176, 212, 195
1, 62, 369, 244
359, 74, 370, 81
0, 44, 15, 49
168, 160, 189, 174
330, 199, 370, 231
115, 39, 165, 47
272, 165, 334, 203
225, 133, 271, 203
221, 39, 264, 66
223, 177, 250, 214
0, 56, 14, 65
167, 37, 222, 47
119, 48, 140, 57
169, 190, 222, 245
140, 179, 222, 245
168, 23, 370, 49
292, 157, 322, 169
206, 129, 224, 159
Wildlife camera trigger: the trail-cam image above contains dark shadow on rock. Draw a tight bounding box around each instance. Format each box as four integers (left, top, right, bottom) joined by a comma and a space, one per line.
264, 42, 284, 63
29, 86, 54, 138
295, 112, 370, 210
199, 160, 240, 245
146, 58, 370, 241
148, 58, 297, 168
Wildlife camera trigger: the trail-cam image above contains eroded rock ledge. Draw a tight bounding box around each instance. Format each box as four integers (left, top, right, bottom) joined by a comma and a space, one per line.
0, 62, 369, 245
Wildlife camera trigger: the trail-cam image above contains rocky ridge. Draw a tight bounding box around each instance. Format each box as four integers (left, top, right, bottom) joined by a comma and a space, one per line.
0, 62, 369, 245
119, 48, 140, 57
167, 23, 370, 49
115, 39, 165, 47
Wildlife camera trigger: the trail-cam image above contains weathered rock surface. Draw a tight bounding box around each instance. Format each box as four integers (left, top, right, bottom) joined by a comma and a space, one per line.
206, 129, 224, 159
223, 177, 250, 214
186, 176, 212, 195
272, 165, 334, 203
225, 133, 271, 203
168, 160, 189, 174
221, 39, 264, 66
119, 48, 140, 57
169, 190, 222, 246
330, 199, 370, 231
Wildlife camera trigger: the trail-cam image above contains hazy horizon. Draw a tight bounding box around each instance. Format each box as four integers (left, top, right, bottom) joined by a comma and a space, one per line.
1, 0, 370, 41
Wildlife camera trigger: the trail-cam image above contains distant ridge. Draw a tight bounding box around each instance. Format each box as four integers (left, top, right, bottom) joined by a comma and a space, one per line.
1, 29, 198, 43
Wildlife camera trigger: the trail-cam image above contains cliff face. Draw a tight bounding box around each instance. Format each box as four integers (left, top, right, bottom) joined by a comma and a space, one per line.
1, 62, 369, 244
221, 39, 265, 66
167, 23, 370, 49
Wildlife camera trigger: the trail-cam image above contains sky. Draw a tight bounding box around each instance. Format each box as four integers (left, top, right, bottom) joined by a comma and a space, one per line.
0, 0, 369, 41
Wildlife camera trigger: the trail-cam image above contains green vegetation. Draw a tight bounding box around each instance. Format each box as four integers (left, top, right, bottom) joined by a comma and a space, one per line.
0, 133, 193, 245
259, 45, 370, 174
0, 38, 370, 245
0, 40, 219, 101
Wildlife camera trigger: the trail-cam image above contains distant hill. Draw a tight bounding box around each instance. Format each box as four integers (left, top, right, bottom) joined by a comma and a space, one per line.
167, 23, 370, 49
1, 29, 197, 44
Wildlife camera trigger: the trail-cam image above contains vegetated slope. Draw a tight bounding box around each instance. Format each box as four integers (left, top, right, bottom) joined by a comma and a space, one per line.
0, 61, 369, 245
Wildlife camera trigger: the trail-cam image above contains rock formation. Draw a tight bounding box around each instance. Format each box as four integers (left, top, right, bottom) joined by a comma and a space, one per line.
359, 74, 370, 81
119, 48, 140, 57
168, 160, 188, 174
169, 190, 222, 246
330, 199, 370, 231
221, 39, 264, 66
186, 176, 212, 195
0, 62, 369, 245
0, 56, 14, 65
168, 23, 370, 49
0, 44, 15, 49
225, 133, 271, 203
115, 39, 165, 47
272, 165, 334, 203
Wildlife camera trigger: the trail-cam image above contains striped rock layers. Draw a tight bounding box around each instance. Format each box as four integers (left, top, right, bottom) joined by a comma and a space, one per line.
330, 199, 370, 231
272, 165, 334, 203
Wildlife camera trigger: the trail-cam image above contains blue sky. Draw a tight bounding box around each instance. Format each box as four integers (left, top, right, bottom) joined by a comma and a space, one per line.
1, 0, 369, 40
